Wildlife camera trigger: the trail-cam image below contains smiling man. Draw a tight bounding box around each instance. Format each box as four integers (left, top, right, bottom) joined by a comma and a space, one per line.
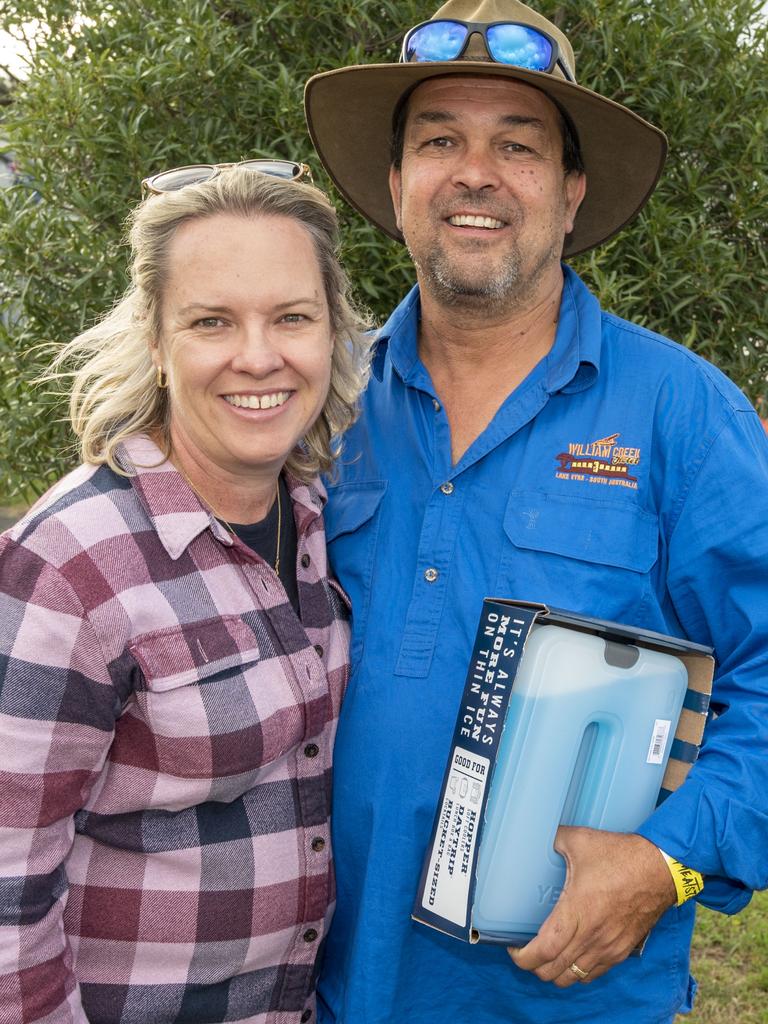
304, 2, 768, 1022
392, 77, 583, 310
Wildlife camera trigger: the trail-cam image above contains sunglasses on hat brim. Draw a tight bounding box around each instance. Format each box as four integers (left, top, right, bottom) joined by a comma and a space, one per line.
141, 159, 311, 196
401, 19, 574, 82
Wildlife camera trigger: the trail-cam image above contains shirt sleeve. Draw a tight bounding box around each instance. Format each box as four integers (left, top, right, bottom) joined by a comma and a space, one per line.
0, 536, 121, 1022
637, 408, 768, 912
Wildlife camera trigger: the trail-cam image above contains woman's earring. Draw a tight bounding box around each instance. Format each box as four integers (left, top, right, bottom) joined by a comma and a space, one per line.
156, 365, 168, 389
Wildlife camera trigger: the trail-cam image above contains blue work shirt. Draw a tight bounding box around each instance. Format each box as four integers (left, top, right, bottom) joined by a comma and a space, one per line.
319, 266, 768, 1024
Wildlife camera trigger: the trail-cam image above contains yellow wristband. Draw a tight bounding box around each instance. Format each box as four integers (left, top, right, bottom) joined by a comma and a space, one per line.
659, 849, 704, 906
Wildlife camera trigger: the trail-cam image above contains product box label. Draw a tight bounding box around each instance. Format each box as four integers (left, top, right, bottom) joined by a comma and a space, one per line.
414, 602, 538, 939
420, 746, 489, 926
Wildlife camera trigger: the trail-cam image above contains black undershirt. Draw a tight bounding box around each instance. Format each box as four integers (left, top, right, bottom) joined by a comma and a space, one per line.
228, 476, 300, 615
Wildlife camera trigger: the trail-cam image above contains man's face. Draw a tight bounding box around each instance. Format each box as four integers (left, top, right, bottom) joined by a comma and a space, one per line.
388, 76, 585, 312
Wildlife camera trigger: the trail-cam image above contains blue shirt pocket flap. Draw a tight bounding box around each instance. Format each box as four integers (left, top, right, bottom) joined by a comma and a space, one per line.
324, 480, 388, 543
502, 490, 659, 573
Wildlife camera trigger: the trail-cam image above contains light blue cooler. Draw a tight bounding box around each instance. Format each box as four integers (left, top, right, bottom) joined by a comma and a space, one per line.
471, 623, 689, 944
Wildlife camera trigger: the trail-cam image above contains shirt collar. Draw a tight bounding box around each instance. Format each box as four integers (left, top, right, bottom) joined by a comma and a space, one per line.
544, 264, 601, 395
371, 285, 422, 385
286, 471, 327, 536
117, 435, 325, 560
371, 266, 601, 395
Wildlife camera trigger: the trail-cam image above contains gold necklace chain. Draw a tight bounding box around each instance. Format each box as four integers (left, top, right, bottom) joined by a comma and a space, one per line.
174, 458, 282, 572
274, 484, 282, 574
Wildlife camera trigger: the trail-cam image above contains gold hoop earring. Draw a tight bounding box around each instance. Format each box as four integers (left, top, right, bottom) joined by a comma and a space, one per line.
156, 365, 168, 389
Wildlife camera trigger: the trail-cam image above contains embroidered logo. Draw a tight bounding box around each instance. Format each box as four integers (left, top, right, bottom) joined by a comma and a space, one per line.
555, 433, 640, 490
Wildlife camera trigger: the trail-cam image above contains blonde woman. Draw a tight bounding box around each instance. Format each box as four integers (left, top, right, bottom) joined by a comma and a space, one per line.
0, 162, 370, 1024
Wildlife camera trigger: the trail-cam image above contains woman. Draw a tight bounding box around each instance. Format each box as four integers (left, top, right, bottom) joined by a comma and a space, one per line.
0, 162, 370, 1024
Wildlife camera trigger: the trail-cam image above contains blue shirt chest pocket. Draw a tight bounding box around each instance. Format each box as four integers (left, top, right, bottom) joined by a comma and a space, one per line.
495, 490, 660, 624
324, 480, 388, 667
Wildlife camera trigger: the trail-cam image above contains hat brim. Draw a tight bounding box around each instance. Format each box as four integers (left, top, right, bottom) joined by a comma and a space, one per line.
304, 61, 667, 257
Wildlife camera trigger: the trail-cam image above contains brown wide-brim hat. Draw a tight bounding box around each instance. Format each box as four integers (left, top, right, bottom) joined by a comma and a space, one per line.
305, 0, 667, 257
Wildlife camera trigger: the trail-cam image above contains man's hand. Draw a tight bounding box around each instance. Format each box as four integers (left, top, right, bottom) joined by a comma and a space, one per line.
507, 826, 677, 987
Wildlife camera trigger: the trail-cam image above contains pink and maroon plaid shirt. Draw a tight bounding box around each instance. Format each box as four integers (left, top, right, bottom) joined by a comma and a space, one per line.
0, 435, 350, 1024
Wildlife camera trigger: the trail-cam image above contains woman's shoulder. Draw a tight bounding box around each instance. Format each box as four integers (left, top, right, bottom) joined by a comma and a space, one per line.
9, 464, 134, 540
5, 461, 140, 556
5, 433, 171, 557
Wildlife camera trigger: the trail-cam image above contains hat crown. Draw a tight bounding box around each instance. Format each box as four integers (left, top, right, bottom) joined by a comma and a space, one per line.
431, 0, 576, 80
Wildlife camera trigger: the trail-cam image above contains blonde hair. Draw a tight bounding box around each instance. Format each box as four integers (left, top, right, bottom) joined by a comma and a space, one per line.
49, 166, 371, 482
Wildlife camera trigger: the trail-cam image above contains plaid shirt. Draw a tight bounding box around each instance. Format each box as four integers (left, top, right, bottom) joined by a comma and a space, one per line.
0, 435, 350, 1024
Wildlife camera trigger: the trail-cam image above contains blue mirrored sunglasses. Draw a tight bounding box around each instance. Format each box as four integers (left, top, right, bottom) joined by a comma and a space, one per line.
401, 19, 574, 82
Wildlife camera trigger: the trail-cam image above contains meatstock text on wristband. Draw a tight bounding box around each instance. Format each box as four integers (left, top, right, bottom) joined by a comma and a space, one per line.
659, 850, 705, 906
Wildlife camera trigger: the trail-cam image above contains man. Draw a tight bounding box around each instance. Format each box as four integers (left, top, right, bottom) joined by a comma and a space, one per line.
304, 1, 768, 1021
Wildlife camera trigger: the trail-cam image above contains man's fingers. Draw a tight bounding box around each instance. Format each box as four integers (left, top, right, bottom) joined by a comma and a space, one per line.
507, 908, 579, 971
550, 957, 613, 988
509, 830, 675, 988
509, 938, 599, 987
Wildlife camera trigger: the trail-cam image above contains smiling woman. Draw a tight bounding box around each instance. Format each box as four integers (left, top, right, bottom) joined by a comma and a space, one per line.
0, 165, 371, 1024
154, 212, 335, 524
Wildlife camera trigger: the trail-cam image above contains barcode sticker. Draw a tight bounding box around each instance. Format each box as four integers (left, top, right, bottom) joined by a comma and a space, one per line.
647, 719, 672, 765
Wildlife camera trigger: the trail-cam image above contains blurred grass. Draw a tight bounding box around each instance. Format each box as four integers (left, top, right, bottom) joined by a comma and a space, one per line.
677, 890, 768, 1023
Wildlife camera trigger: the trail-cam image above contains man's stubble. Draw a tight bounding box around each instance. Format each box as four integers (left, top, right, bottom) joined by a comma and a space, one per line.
402, 190, 565, 317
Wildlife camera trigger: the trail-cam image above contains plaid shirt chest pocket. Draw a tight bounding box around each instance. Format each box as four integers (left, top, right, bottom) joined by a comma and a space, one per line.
128, 614, 302, 784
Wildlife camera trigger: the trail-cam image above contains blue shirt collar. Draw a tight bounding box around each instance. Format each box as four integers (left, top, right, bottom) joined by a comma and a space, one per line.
371, 265, 601, 395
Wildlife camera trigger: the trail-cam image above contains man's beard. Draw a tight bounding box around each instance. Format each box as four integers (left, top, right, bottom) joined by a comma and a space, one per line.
412, 238, 524, 308
403, 191, 563, 314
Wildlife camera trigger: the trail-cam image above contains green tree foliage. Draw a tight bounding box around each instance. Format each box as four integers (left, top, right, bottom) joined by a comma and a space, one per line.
1, 0, 766, 499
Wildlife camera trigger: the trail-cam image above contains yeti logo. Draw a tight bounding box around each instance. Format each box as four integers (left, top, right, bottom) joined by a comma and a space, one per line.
537, 884, 563, 905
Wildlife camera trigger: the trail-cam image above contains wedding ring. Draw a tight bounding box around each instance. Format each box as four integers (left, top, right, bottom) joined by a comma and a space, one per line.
569, 962, 590, 980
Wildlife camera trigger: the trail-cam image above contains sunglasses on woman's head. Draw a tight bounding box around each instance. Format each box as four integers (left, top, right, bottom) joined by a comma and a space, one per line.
141, 159, 311, 196
401, 19, 574, 82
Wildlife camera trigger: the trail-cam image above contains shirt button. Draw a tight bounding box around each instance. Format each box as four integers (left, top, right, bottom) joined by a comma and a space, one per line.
424, 567, 439, 583
311, 836, 326, 852
432, 398, 441, 411
304, 928, 318, 943
301, 1011, 313, 1023
314, 643, 324, 658
301, 553, 311, 568
304, 743, 319, 758
440, 481, 454, 495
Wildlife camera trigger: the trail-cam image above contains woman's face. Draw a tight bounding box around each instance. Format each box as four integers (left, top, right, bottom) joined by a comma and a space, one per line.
153, 212, 333, 481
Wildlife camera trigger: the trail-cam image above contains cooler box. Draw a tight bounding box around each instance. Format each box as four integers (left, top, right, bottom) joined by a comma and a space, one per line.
472, 623, 688, 943
412, 601, 714, 946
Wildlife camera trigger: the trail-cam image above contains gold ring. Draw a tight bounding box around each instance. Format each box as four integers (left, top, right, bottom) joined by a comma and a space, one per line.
569, 962, 590, 980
